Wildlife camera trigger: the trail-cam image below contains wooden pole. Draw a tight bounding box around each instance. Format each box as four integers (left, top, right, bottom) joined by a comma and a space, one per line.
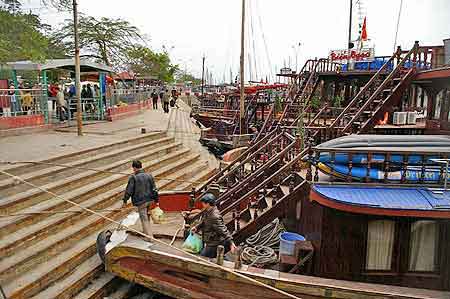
201, 55, 205, 96
347, 0, 353, 69
73, 0, 82, 136
239, 0, 246, 135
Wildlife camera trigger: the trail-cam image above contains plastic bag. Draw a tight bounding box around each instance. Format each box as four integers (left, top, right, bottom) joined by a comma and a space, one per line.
182, 232, 203, 254
150, 206, 165, 224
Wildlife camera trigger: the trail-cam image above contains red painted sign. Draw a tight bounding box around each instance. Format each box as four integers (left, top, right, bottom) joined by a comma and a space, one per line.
329, 48, 375, 63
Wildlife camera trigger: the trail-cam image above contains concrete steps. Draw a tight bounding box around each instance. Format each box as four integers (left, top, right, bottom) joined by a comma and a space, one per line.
0, 146, 189, 236
0, 132, 166, 181
0, 135, 174, 196
0, 132, 217, 299
0, 141, 183, 215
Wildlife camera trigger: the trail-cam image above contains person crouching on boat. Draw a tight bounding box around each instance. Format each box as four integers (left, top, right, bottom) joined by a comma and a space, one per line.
122, 160, 159, 238
191, 193, 236, 258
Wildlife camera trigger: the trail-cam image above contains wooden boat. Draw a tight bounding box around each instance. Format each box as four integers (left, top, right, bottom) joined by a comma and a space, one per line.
101, 193, 450, 299
104, 232, 450, 299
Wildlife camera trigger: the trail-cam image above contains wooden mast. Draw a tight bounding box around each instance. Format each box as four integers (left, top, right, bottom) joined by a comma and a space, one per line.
239, 0, 246, 134
347, 0, 353, 69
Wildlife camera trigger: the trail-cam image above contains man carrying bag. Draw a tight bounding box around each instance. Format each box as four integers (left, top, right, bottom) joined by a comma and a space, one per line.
122, 160, 159, 237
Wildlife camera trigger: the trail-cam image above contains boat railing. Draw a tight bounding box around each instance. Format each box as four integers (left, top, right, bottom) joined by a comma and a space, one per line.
220, 147, 310, 241
213, 131, 287, 188
275, 59, 322, 130
310, 146, 450, 185
306, 105, 344, 127
328, 49, 399, 130
217, 133, 299, 210
401, 45, 445, 70
195, 107, 239, 118
189, 132, 300, 225
253, 103, 275, 143
195, 128, 279, 196
341, 43, 419, 134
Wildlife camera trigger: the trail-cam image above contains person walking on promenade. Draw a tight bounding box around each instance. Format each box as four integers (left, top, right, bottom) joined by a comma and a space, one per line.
191, 193, 237, 258
56, 87, 68, 121
162, 89, 170, 113
122, 160, 159, 237
151, 89, 159, 110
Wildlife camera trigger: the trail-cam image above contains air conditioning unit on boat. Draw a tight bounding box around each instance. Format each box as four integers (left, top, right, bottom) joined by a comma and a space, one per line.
407, 112, 417, 125
393, 112, 407, 125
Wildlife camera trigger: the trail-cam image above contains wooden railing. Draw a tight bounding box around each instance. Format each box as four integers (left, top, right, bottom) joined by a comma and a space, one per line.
341, 42, 419, 133
195, 128, 279, 195
217, 133, 298, 208
220, 146, 309, 214
253, 103, 275, 143
328, 50, 398, 130
310, 146, 450, 185
214, 131, 287, 188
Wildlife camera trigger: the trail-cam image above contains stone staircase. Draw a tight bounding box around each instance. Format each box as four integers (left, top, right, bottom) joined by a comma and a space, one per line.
0, 131, 216, 299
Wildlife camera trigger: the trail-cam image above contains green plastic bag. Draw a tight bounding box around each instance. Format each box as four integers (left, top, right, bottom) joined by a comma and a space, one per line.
182, 232, 203, 254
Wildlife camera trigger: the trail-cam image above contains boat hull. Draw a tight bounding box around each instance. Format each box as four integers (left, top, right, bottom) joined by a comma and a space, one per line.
105, 239, 449, 299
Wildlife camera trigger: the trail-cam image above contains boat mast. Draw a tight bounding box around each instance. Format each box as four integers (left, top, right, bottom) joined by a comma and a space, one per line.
347, 0, 353, 68
201, 55, 205, 96
239, 0, 246, 134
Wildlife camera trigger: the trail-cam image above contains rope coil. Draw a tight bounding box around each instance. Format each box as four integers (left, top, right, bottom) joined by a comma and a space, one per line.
241, 218, 285, 268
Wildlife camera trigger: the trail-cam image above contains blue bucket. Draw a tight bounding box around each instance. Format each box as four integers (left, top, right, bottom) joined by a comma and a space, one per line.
279, 232, 305, 256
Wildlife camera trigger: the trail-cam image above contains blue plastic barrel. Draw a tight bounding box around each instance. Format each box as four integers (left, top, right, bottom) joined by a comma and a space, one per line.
279, 232, 305, 256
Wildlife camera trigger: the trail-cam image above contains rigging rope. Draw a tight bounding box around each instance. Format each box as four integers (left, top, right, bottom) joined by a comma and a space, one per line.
249, 0, 259, 81
393, 0, 403, 52
0, 169, 301, 299
255, 0, 274, 82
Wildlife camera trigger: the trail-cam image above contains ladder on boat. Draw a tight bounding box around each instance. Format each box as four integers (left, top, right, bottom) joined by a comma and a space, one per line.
314, 42, 420, 142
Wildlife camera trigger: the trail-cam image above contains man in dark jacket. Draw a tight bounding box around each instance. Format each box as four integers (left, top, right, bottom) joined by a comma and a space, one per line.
151, 89, 159, 110
122, 160, 158, 237
192, 193, 236, 258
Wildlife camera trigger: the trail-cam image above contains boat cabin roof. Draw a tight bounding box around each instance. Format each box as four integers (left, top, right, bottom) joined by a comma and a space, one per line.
311, 184, 450, 219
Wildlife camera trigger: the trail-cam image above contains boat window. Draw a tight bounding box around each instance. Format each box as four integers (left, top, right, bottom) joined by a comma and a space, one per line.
447, 90, 450, 121
408, 220, 439, 272
433, 90, 444, 120
366, 220, 395, 271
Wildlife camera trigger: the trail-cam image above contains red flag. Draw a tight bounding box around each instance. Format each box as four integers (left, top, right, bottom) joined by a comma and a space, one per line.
361, 17, 368, 41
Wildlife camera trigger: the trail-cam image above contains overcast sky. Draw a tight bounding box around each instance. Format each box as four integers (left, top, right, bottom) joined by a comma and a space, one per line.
27, 0, 450, 82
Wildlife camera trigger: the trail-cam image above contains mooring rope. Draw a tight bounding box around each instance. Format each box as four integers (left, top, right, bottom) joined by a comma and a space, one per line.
245, 218, 285, 249
0, 169, 301, 299
241, 218, 285, 267
241, 245, 278, 268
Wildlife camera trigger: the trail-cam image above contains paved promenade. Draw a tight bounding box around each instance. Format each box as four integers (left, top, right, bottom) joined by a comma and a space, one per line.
0, 99, 218, 171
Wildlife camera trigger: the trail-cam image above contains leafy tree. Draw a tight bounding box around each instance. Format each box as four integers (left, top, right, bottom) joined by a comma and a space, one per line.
176, 71, 201, 85
54, 15, 144, 67
0, 0, 21, 12
127, 45, 179, 83
0, 8, 65, 63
